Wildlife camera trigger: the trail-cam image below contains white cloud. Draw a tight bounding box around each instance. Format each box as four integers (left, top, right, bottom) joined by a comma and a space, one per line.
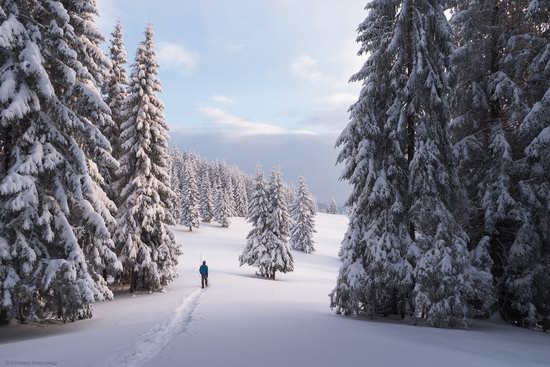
290, 55, 323, 83
199, 106, 315, 136
225, 42, 245, 53
316, 93, 356, 107
212, 95, 235, 104
158, 42, 200, 74
290, 52, 361, 89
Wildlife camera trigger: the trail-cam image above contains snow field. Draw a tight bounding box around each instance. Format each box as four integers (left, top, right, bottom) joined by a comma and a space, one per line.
0, 214, 549, 367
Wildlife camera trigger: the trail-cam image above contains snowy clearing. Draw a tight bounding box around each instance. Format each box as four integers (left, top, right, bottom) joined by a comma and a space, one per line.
0, 213, 549, 367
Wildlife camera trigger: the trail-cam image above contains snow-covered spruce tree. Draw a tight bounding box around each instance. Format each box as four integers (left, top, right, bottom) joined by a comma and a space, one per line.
229, 169, 240, 215
67, 0, 111, 88
333, 0, 484, 327
103, 21, 128, 184
47, 0, 124, 303
181, 161, 200, 231
236, 181, 249, 217
114, 24, 180, 293
199, 168, 215, 223
168, 149, 184, 224
244, 174, 254, 202
212, 161, 223, 196
287, 184, 297, 208
325, 199, 339, 214
239, 169, 270, 276
232, 169, 249, 217
330, 0, 413, 318
499, 0, 550, 328
43, 0, 123, 305
65, 0, 123, 304
389, 0, 477, 328
448, 0, 520, 318
0, 0, 120, 323
225, 169, 237, 217
519, 87, 550, 329
212, 161, 230, 224
260, 168, 294, 280
448, 0, 515, 320
215, 187, 231, 228
289, 177, 316, 253
211, 162, 221, 207
65, 0, 120, 194
449, 0, 550, 327
283, 182, 296, 210
217, 161, 235, 216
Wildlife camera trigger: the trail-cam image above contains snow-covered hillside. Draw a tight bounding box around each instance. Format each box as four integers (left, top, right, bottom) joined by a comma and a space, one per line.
0, 214, 548, 367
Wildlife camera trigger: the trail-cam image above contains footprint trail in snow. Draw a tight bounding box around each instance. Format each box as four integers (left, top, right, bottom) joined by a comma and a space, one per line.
103, 287, 206, 367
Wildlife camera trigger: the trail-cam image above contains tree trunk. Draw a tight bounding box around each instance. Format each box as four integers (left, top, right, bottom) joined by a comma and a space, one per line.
407, 112, 416, 242
130, 269, 137, 293
0, 309, 9, 325
399, 295, 407, 319
372, 292, 376, 319
405, 8, 416, 243
391, 288, 398, 315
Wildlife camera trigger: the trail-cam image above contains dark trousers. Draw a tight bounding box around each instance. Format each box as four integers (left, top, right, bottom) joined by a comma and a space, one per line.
201, 274, 208, 288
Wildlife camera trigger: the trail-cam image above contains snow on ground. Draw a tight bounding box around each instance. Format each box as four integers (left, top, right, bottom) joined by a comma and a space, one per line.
0, 213, 549, 367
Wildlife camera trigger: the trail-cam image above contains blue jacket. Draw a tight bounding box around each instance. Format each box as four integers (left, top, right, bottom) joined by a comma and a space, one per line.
199, 264, 208, 275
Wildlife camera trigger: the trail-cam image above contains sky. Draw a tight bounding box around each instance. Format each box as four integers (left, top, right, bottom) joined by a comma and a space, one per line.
95, 0, 367, 204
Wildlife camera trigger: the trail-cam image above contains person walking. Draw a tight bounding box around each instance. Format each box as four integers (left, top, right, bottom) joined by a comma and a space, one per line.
199, 261, 209, 289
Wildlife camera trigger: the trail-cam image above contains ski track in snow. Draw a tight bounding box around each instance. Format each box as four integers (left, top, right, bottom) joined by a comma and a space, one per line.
103, 287, 206, 367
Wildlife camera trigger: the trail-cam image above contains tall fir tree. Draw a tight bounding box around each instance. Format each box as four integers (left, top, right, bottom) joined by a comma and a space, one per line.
217, 161, 235, 216
388, 0, 477, 328
240, 169, 271, 276
64, 0, 123, 305
103, 20, 128, 186
449, 0, 516, 320
504, 0, 549, 328
330, 0, 413, 318
0, 0, 120, 323
210, 161, 221, 201
262, 168, 294, 279
494, 0, 550, 329
325, 199, 339, 214
289, 177, 316, 254
239, 167, 296, 278
199, 168, 215, 223
449, 0, 549, 327
332, 0, 485, 327
181, 161, 200, 231
57, 0, 124, 306
114, 24, 180, 293
168, 149, 184, 224
215, 187, 231, 228
232, 169, 248, 217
